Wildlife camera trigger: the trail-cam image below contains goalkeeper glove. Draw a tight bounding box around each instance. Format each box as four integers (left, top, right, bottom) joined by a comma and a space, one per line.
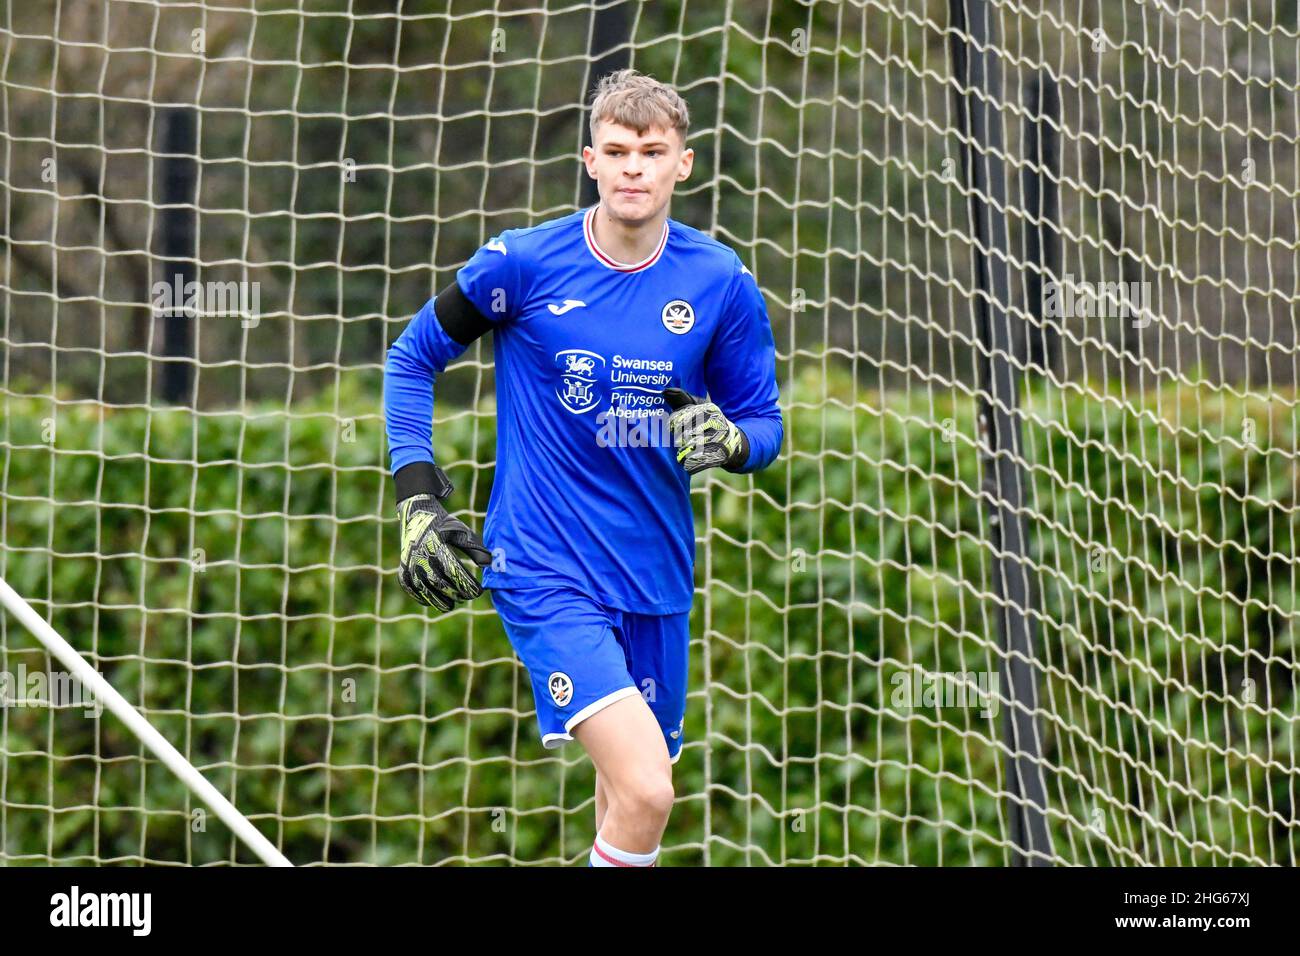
394, 463, 492, 612
662, 387, 750, 475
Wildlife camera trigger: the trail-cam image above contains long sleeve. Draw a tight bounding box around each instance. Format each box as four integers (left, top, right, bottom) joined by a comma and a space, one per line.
383, 296, 470, 475
385, 229, 528, 478
703, 259, 784, 473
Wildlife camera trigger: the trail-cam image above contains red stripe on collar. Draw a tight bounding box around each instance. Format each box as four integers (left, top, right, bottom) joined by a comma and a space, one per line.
584, 203, 669, 272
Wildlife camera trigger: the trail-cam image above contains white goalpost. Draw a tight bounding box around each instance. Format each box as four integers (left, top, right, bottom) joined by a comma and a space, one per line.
0, 576, 290, 866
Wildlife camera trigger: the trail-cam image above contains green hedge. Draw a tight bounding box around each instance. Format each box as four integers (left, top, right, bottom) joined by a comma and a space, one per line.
1, 369, 1296, 865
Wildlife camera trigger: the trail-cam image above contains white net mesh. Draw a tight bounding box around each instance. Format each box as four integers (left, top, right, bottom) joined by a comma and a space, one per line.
0, 0, 1297, 865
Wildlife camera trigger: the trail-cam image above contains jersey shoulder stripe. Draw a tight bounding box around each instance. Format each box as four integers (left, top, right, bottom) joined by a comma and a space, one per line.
491, 205, 746, 289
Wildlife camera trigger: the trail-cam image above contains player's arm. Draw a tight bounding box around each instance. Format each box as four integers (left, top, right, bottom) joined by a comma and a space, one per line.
384, 234, 523, 609
664, 260, 783, 475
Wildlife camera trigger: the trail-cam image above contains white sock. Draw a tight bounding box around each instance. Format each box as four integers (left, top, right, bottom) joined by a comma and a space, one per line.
589, 831, 660, 867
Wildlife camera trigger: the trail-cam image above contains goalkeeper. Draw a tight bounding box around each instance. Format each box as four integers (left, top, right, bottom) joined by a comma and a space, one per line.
383, 69, 782, 868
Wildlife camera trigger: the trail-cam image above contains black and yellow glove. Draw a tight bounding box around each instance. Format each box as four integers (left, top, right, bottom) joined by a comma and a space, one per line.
394, 463, 491, 611
662, 387, 750, 475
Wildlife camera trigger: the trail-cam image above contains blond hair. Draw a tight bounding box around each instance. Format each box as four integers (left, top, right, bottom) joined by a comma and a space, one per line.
589, 69, 689, 148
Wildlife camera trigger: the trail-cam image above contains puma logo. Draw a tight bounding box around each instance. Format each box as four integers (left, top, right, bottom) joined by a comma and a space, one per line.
547, 299, 587, 315
486, 238, 507, 255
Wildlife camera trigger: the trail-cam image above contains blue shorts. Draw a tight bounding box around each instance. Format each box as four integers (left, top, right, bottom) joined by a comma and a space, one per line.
490, 585, 690, 762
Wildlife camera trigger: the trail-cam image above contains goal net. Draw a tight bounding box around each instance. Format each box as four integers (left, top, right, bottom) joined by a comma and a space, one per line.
1, 0, 1296, 865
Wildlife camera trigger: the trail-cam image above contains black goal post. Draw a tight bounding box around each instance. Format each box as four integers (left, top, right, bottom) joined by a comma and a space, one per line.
947, 0, 1054, 866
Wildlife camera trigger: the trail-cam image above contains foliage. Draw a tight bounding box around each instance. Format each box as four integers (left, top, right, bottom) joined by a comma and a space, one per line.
2, 368, 1295, 865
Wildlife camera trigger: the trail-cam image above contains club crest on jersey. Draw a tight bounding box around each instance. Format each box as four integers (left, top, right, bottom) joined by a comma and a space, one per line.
661, 299, 695, 335
554, 348, 605, 414
548, 672, 574, 707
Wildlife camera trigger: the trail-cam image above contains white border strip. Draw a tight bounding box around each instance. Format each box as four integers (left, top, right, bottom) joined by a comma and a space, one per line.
540, 685, 643, 748
0, 575, 292, 867
564, 686, 643, 732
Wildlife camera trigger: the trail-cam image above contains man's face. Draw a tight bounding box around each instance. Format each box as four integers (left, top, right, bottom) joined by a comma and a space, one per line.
584, 121, 693, 224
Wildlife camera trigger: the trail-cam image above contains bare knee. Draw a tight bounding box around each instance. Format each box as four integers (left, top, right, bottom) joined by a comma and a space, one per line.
612, 767, 675, 822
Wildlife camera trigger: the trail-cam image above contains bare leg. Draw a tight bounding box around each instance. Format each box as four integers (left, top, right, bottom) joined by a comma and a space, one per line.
572, 694, 673, 854
595, 772, 609, 834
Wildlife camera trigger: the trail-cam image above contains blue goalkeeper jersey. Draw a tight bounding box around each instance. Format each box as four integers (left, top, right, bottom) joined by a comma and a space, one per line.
384, 204, 783, 614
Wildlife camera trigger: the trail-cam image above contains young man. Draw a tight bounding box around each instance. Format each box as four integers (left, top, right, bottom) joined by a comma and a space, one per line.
383, 69, 782, 867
